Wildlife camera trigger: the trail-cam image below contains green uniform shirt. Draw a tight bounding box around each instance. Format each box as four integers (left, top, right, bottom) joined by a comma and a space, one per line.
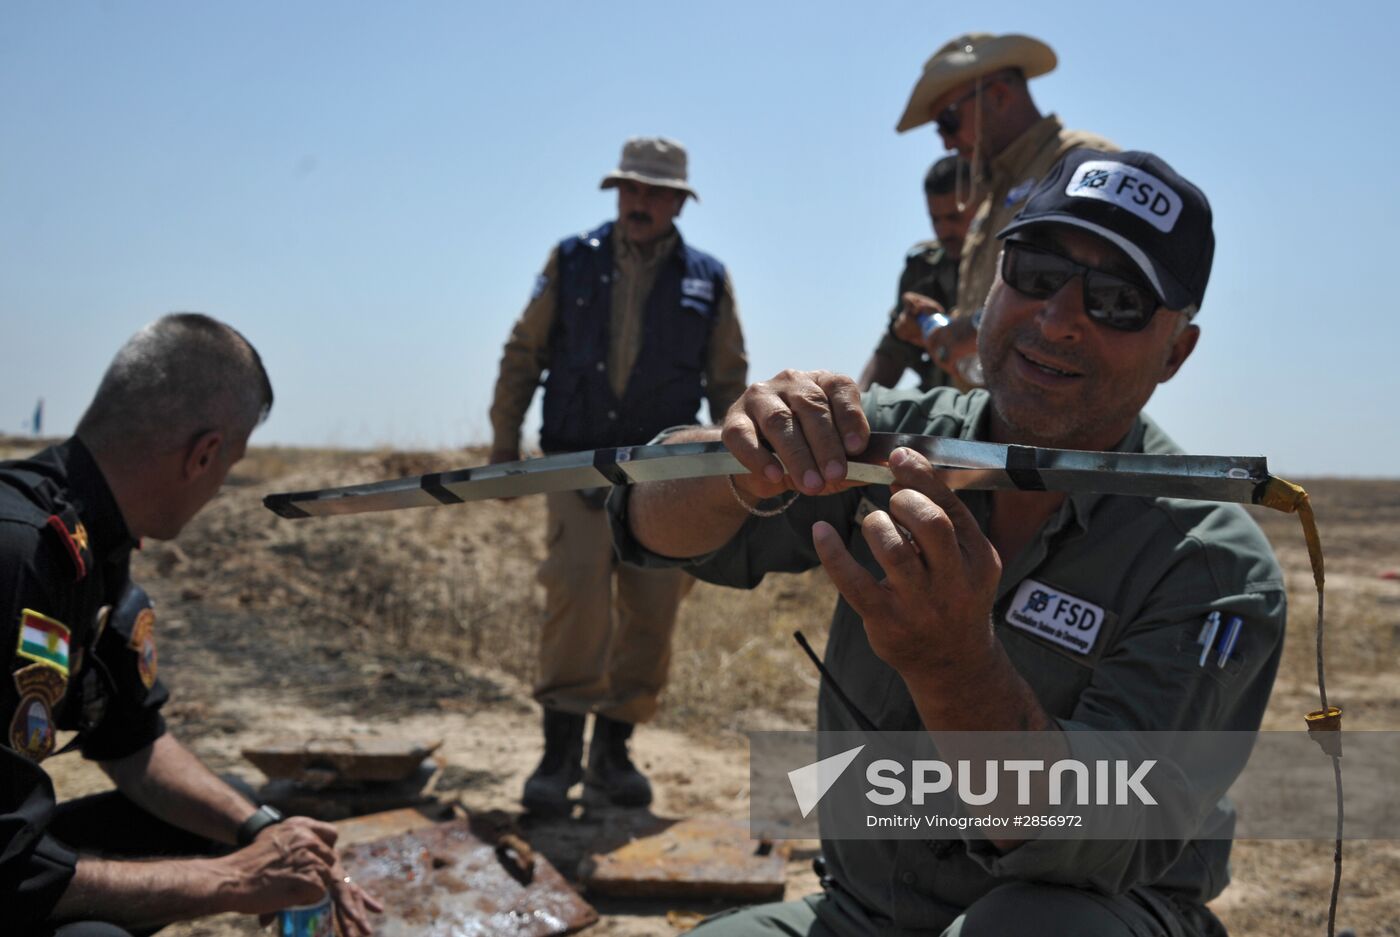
610, 387, 1286, 930
871, 241, 959, 391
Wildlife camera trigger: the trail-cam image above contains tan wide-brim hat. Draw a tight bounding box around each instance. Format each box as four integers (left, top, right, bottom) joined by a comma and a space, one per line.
896, 33, 1058, 133
600, 136, 699, 202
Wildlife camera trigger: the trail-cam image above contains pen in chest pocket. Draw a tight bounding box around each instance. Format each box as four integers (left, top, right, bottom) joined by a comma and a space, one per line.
1197, 611, 1221, 668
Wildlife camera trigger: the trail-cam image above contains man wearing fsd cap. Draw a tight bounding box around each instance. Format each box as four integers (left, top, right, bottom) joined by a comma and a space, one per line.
611, 149, 1283, 936
1, 314, 380, 936
896, 33, 1116, 387
489, 137, 748, 816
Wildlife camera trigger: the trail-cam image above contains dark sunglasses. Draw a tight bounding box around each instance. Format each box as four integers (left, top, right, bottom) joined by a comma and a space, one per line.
933, 85, 984, 137
1001, 240, 1162, 332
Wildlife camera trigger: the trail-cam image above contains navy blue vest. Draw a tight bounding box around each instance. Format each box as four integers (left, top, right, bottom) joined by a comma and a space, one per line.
540, 221, 727, 453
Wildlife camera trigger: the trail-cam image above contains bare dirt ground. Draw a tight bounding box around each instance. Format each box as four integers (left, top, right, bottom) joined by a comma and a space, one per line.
19, 438, 1400, 937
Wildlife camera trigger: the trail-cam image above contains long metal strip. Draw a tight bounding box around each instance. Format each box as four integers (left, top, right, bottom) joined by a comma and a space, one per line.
263, 433, 1271, 520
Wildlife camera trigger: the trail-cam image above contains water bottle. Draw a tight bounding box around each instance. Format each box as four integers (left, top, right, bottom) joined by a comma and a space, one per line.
916, 312, 951, 338
917, 312, 984, 386
280, 892, 334, 937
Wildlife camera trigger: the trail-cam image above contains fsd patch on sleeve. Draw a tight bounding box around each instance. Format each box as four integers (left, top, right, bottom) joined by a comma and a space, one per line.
1064, 160, 1183, 233
1005, 578, 1106, 657
681, 277, 716, 302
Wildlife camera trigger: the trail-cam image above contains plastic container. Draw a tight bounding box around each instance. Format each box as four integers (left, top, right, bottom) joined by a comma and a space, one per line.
917, 312, 985, 385
279, 892, 334, 937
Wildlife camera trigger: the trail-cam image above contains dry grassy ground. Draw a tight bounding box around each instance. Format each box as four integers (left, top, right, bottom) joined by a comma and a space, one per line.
10, 437, 1399, 936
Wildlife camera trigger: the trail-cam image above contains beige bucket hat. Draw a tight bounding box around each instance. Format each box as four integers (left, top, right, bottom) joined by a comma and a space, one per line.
896, 33, 1057, 133
599, 136, 699, 201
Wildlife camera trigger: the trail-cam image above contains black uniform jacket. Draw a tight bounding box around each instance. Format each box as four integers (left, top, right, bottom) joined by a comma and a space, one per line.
0, 438, 169, 924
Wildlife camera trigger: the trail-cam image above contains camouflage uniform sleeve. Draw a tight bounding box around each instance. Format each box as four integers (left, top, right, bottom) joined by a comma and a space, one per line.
702, 271, 749, 423
488, 247, 561, 452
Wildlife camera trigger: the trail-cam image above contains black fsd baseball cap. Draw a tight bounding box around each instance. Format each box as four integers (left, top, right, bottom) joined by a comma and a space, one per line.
997, 149, 1214, 316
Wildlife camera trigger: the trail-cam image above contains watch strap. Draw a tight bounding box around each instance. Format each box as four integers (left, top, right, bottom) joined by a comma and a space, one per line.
236, 804, 284, 846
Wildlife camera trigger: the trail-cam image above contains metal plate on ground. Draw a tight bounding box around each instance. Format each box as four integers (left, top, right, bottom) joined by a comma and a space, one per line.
258, 760, 441, 821
243, 736, 442, 783
340, 818, 598, 936
579, 816, 787, 901
336, 804, 455, 847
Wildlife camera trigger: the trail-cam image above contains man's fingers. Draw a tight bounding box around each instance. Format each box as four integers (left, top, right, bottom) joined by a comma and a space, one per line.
721, 371, 869, 495
788, 385, 848, 491
286, 816, 339, 847
306, 819, 338, 847
721, 405, 785, 484
761, 397, 823, 493
814, 372, 870, 456
901, 291, 945, 316
318, 868, 372, 937
888, 449, 987, 556
812, 521, 887, 619
283, 830, 337, 868
357, 884, 385, 913
337, 896, 372, 937
860, 511, 929, 592
886, 489, 960, 571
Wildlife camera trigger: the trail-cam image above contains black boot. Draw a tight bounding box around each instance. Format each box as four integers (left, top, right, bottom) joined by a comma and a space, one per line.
585, 714, 652, 807
522, 709, 585, 817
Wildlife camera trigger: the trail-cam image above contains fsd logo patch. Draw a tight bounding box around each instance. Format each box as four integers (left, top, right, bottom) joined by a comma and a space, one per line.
1065, 160, 1183, 233
1006, 579, 1106, 657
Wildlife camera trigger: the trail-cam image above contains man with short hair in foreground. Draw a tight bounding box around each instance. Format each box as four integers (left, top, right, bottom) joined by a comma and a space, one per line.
611, 151, 1283, 935
1, 314, 380, 936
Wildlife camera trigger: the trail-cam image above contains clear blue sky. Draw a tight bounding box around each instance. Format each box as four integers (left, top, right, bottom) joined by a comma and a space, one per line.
3, 1, 1396, 476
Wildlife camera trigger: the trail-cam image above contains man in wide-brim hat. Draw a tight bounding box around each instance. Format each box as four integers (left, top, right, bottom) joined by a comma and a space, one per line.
487, 136, 748, 818
895, 33, 1116, 390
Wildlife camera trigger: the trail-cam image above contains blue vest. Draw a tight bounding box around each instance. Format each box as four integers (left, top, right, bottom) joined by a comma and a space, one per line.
540, 221, 727, 453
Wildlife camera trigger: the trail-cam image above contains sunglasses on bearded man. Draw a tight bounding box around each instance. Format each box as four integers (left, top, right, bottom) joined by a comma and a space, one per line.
1000, 240, 1164, 332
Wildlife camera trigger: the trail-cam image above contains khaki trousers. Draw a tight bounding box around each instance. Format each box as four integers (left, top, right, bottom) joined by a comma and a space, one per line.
533, 490, 691, 724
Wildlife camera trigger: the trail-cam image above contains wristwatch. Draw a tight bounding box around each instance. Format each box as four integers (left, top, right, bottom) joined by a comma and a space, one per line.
236, 804, 285, 846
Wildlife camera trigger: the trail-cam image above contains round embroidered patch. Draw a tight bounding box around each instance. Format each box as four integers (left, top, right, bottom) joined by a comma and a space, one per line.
128, 607, 159, 690
9, 664, 66, 761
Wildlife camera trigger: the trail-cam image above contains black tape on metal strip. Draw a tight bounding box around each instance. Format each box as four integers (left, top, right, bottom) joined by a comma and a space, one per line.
263, 494, 311, 519
1005, 445, 1048, 491
421, 471, 465, 504
592, 448, 633, 486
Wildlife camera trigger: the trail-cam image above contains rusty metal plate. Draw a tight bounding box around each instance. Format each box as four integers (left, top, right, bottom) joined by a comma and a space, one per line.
579, 816, 787, 901
242, 736, 441, 783
341, 818, 598, 936
336, 804, 455, 847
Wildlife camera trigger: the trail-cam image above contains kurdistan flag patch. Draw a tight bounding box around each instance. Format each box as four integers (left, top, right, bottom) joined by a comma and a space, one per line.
17, 609, 71, 676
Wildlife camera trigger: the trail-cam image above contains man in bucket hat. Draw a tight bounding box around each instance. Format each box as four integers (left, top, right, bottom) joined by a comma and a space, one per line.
488, 136, 748, 816
897, 33, 1116, 389
611, 149, 1282, 936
